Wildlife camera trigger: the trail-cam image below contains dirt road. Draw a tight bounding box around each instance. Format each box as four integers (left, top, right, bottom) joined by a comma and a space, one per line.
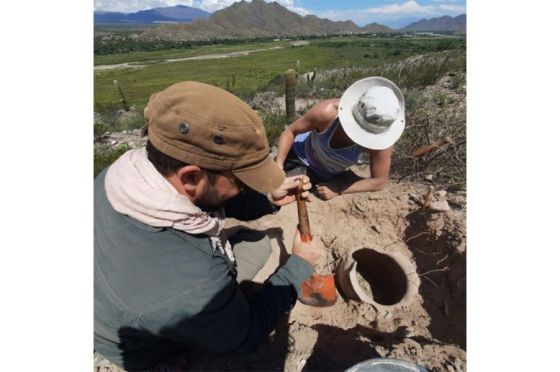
94, 46, 284, 71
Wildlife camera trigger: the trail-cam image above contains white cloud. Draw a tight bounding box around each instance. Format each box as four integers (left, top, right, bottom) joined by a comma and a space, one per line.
316, 1, 464, 27
94, 0, 189, 13
286, 6, 311, 16
267, 0, 310, 15
361, 0, 463, 16
191, 0, 236, 12
439, 4, 466, 13
365, 1, 434, 15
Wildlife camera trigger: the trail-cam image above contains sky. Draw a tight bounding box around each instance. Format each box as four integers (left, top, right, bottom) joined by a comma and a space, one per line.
93, 0, 466, 28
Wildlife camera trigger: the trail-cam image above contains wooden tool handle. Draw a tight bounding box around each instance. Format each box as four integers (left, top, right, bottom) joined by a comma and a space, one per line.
296, 178, 312, 242
423, 185, 434, 209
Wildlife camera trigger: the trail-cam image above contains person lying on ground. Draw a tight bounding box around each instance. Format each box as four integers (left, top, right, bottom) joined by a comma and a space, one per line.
94, 81, 321, 371
275, 77, 406, 200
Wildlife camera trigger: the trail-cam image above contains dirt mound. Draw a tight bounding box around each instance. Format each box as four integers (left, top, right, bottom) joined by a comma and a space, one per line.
92, 162, 466, 371
194, 165, 467, 372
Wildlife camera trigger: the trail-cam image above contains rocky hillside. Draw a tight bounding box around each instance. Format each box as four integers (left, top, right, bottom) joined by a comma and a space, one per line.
400, 14, 466, 33
141, 0, 392, 41
362, 22, 395, 33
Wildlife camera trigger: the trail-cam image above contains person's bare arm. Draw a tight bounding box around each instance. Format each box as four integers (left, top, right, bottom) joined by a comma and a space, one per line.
275, 99, 339, 170
316, 147, 392, 200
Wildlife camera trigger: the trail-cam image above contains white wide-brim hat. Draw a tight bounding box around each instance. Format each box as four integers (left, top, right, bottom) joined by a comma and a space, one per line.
338, 76, 405, 150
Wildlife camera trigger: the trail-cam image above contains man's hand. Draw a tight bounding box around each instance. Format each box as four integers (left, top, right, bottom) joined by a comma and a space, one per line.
268, 175, 312, 206
315, 182, 339, 200
291, 229, 321, 266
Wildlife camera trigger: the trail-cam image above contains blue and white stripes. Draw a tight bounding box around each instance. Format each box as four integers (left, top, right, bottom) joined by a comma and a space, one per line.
292, 118, 363, 179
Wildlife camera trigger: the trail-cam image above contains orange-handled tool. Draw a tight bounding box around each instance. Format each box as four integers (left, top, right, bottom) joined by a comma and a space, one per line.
296, 179, 337, 307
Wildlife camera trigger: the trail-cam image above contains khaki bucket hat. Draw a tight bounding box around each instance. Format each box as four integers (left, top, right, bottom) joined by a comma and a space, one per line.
338, 77, 405, 150
144, 81, 285, 193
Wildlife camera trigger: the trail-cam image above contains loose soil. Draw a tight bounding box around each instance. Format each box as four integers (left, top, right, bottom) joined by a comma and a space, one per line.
94, 164, 466, 371
187, 164, 467, 372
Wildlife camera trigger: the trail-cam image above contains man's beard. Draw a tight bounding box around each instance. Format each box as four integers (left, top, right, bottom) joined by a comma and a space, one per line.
196, 184, 224, 212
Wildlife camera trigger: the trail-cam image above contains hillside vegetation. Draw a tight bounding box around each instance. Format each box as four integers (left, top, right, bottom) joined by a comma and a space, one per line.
94, 35, 466, 190
94, 35, 465, 107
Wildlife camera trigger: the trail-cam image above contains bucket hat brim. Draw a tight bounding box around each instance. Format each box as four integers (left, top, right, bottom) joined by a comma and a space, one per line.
338, 77, 405, 150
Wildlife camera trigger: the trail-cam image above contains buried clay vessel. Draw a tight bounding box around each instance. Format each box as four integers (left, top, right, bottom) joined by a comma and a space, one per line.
336, 247, 420, 310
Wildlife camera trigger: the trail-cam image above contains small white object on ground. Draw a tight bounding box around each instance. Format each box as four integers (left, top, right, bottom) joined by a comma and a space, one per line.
429, 200, 451, 212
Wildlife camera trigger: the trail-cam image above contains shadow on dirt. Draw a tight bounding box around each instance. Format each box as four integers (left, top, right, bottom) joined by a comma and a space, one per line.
306, 324, 407, 371
404, 210, 466, 349
116, 301, 293, 371
184, 317, 292, 371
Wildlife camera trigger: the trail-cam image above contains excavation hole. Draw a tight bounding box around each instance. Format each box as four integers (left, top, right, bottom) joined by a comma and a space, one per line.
352, 248, 409, 306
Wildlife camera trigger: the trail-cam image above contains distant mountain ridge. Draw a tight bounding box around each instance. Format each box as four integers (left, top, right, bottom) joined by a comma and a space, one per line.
140, 0, 392, 41
400, 14, 465, 33
95, 1, 466, 39
94, 5, 210, 24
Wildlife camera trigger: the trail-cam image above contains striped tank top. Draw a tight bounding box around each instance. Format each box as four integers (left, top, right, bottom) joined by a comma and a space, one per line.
292, 117, 363, 179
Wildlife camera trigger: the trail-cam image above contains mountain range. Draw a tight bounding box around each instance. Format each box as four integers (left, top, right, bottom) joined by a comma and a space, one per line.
94, 5, 210, 24
95, 1, 465, 40
400, 14, 466, 33
140, 0, 390, 41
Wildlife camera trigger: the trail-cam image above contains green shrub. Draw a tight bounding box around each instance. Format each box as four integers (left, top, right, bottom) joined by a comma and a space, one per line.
433, 91, 455, 106
262, 111, 286, 146
94, 101, 121, 130
94, 123, 110, 137
372, 50, 466, 89
94, 103, 145, 132
120, 108, 145, 131
94, 101, 121, 113
94, 144, 130, 177
451, 72, 466, 90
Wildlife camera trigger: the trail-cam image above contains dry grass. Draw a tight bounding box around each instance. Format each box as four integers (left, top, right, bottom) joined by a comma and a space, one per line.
94, 50, 467, 188
296, 50, 466, 99
297, 50, 467, 189
392, 74, 466, 190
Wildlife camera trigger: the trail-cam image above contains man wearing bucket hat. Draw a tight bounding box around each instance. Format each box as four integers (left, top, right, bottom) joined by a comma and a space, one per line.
94, 81, 322, 371
276, 77, 405, 200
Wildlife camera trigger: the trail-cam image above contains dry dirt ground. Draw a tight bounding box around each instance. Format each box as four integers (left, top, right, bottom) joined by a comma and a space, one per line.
185, 165, 467, 372
93, 164, 466, 372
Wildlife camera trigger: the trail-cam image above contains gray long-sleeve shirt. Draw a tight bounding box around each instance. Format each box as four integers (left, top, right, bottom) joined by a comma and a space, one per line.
94, 170, 314, 370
